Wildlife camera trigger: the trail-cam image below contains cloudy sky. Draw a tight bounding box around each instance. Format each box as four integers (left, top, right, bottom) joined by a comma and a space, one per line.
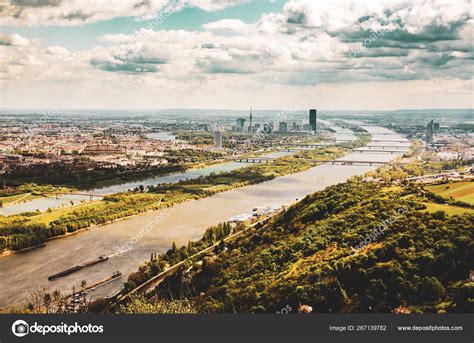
0, 0, 472, 110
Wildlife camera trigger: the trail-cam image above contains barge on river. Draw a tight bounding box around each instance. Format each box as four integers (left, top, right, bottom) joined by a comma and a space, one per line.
48, 255, 109, 281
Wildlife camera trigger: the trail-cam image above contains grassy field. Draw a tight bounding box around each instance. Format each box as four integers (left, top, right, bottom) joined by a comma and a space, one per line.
419, 202, 474, 216
426, 181, 474, 205
27, 200, 106, 225
380, 184, 473, 216
0, 193, 45, 205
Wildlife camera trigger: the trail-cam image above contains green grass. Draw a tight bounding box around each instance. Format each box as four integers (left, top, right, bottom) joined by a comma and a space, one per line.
28, 200, 106, 225
0, 193, 44, 205
381, 186, 403, 193
419, 202, 474, 216
426, 182, 474, 205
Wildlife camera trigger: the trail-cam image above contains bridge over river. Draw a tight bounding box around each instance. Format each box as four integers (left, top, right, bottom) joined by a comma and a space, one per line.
43, 192, 104, 200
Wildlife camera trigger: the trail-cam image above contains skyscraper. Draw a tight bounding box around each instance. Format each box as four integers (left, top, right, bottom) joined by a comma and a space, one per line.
279, 122, 288, 133
426, 120, 434, 143
236, 118, 246, 132
249, 107, 253, 133
214, 130, 222, 149
309, 109, 317, 132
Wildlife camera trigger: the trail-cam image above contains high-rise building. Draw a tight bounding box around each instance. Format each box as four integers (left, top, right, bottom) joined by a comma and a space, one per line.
214, 130, 222, 149
309, 109, 317, 132
426, 120, 434, 143
279, 122, 288, 133
236, 118, 246, 130
249, 107, 253, 133
263, 123, 272, 134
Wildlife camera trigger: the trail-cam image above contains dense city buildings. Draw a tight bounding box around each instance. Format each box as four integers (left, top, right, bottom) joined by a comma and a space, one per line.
83, 144, 126, 155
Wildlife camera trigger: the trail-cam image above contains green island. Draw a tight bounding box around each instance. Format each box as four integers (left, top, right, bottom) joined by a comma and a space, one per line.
0, 135, 370, 253
0, 184, 75, 209
3, 147, 233, 190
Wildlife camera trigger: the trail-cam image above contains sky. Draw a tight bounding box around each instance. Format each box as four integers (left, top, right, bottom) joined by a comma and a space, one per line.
0, 0, 473, 111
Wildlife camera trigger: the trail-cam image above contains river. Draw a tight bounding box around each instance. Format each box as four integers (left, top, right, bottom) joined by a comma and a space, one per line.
0, 126, 409, 307
0, 149, 308, 216
0, 125, 353, 216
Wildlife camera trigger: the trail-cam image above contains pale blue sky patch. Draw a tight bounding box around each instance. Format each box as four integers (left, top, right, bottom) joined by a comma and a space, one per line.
1, 0, 286, 50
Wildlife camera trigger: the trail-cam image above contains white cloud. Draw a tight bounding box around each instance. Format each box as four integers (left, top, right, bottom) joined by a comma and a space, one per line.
203, 19, 251, 32
0, 33, 89, 82
1, 0, 472, 109
185, 0, 248, 12
23, 0, 469, 87
0, 33, 30, 46
0, 0, 246, 26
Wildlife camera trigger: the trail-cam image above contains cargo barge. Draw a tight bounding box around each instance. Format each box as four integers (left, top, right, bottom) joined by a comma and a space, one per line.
48, 255, 109, 281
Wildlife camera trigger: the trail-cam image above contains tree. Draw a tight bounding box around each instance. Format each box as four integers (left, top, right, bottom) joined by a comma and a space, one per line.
433, 210, 446, 220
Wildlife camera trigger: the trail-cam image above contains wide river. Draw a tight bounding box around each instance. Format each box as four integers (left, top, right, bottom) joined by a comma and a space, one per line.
0, 153, 298, 216
0, 124, 353, 216
0, 126, 409, 307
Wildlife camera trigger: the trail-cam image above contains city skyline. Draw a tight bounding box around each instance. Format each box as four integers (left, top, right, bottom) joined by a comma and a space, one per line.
0, 0, 472, 111
0, 1, 472, 335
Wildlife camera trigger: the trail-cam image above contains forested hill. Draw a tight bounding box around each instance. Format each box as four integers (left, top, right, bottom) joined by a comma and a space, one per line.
157, 182, 474, 313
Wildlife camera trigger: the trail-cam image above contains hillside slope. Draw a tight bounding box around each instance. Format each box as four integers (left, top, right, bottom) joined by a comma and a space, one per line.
156, 182, 474, 313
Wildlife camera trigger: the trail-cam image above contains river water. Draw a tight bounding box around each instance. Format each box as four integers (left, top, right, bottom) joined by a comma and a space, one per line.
0, 149, 310, 216
0, 125, 353, 216
0, 126, 409, 307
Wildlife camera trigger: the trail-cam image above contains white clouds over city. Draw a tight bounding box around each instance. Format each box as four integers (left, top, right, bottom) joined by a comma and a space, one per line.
0, 0, 472, 109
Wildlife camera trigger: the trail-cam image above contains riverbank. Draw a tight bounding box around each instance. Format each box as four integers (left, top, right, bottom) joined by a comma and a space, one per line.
0, 126, 404, 308
1, 137, 368, 255
0, 203, 150, 257
0, 149, 289, 216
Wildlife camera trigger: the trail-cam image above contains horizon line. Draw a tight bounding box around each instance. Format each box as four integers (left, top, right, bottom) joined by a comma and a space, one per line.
1, 107, 473, 113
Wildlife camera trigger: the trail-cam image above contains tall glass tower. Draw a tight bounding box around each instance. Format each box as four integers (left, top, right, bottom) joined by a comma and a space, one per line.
309, 109, 317, 132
